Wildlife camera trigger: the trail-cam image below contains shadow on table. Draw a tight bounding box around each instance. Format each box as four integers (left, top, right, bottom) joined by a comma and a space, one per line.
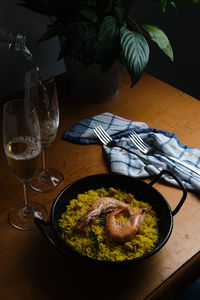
176, 277, 200, 300
23, 233, 156, 300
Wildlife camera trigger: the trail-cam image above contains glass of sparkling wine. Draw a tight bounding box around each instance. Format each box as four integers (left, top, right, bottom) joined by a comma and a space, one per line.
25, 69, 64, 192
3, 98, 48, 230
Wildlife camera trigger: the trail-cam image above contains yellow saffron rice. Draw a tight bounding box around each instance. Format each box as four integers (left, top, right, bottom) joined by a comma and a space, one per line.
58, 187, 159, 262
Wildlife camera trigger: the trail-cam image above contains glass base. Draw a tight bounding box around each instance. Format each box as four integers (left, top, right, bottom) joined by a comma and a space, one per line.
8, 201, 48, 231
30, 168, 64, 193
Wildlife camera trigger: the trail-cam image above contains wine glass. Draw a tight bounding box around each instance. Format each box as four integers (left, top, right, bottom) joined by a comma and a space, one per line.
25, 69, 64, 192
3, 98, 48, 230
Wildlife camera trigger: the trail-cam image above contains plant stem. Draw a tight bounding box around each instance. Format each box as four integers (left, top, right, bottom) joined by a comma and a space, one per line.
128, 16, 151, 41
128, 16, 142, 33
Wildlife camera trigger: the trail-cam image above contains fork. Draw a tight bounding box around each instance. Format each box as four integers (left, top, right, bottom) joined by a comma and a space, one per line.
93, 125, 183, 175
129, 132, 200, 176
93, 125, 117, 148
93, 125, 148, 160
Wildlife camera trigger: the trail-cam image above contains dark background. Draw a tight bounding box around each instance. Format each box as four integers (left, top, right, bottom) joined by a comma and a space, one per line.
130, 1, 200, 100
0, 1, 200, 99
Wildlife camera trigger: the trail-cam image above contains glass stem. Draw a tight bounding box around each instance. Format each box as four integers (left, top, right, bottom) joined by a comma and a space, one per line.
42, 148, 47, 170
22, 182, 32, 216
41, 147, 50, 179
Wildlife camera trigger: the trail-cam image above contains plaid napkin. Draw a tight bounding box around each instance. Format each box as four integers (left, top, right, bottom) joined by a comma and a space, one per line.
63, 112, 200, 192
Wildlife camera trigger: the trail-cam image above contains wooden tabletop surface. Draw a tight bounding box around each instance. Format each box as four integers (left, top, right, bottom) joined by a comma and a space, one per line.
0, 72, 200, 300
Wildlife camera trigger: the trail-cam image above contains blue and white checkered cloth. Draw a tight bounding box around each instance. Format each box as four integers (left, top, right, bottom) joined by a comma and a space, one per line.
63, 112, 200, 192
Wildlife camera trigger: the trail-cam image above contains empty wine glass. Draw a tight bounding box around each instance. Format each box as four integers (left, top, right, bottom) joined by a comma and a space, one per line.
3, 98, 48, 230
25, 69, 64, 192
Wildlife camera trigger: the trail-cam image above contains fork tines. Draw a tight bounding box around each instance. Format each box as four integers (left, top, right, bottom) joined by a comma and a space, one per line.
129, 132, 148, 154
93, 125, 112, 145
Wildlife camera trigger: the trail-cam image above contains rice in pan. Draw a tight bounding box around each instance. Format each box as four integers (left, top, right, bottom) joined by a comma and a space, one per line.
58, 187, 159, 262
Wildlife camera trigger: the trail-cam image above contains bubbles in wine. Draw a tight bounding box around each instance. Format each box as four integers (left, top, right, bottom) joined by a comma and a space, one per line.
5, 136, 41, 181
40, 119, 58, 148
6, 136, 40, 160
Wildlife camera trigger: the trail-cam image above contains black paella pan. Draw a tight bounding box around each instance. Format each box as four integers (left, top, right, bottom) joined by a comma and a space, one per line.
35, 170, 187, 264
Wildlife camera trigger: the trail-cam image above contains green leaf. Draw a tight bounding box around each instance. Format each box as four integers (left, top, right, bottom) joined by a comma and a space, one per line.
169, 1, 178, 14
79, 8, 98, 23
94, 240, 100, 252
99, 16, 120, 72
82, 27, 99, 65
115, 0, 133, 11
57, 22, 95, 61
142, 24, 174, 61
153, 0, 199, 10
114, 0, 133, 23
89, 230, 100, 251
114, 6, 126, 24
89, 230, 97, 241
161, 0, 168, 11
120, 27, 149, 87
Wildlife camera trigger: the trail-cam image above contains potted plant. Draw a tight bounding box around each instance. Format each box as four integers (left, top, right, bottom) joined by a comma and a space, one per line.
18, 0, 197, 102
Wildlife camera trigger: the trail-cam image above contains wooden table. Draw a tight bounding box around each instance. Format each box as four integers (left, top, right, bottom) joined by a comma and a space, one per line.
0, 72, 199, 300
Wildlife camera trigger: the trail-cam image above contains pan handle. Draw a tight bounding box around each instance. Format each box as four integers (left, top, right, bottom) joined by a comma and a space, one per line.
34, 217, 75, 257
149, 169, 187, 216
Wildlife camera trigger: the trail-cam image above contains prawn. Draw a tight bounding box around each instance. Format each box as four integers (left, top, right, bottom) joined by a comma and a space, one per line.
105, 207, 149, 243
76, 197, 134, 230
